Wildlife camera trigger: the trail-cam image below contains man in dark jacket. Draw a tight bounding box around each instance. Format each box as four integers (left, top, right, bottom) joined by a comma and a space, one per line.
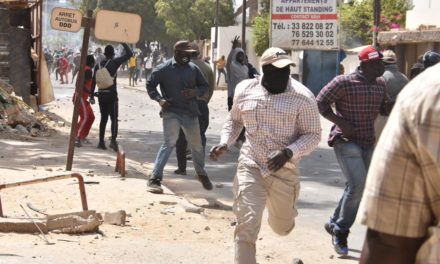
146, 40, 213, 194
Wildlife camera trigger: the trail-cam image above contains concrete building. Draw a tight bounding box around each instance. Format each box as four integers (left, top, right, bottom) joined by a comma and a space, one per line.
378, 0, 440, 77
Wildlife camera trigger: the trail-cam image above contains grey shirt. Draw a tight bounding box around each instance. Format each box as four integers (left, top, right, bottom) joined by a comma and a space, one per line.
383, 64, 409, 102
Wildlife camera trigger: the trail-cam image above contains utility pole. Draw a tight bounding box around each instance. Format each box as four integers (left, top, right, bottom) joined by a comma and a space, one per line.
213, 0, 219, 85
373, 0, 381, 47
241, 0, 246, 53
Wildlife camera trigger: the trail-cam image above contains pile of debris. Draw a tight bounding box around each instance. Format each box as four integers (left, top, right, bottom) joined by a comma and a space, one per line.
0, 78, 52, 138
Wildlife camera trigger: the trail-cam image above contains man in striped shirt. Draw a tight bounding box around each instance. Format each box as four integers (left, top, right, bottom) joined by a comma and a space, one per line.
210, 47, 321, 264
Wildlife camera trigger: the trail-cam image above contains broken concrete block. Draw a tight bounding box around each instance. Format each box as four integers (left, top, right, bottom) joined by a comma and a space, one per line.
0, 220, 48, 234
103, 210, 126, 226
46, 210, 101, 234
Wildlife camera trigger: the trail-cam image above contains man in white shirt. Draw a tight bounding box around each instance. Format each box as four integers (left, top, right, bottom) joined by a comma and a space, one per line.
210, 47, 321, 264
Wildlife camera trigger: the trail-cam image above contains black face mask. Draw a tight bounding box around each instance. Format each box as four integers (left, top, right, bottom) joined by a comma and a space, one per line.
361, 60, 385, 81
262, 65, 290, 94
175, 50, 191, 65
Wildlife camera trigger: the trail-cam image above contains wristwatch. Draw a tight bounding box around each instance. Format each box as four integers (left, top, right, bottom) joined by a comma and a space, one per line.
283, 148, 293, 159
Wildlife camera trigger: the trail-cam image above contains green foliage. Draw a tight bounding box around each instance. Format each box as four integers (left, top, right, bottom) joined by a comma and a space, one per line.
252, 0, 270, 56
340, 0, 411, 48
155, 0, 234, 41
253, 12, 269, 56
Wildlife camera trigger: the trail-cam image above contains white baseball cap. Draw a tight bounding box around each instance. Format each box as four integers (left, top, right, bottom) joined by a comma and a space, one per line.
260, 47, 295, 68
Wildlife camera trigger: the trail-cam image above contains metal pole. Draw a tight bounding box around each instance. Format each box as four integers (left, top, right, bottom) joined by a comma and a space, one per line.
269, 0, 272, 47
213, 0, 219, 86
373, 0, 381, 47
0, 173, 89, 217
241, 0, 246, 53
66, 8, 93, 171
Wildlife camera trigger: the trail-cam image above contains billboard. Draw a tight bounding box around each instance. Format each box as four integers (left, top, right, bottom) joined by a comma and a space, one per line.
271, 0, 338, 50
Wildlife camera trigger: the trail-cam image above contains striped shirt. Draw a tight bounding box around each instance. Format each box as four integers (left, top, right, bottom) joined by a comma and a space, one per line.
358, 64, 440, 263
316, 69, 386, 147
220, 77, 321, 178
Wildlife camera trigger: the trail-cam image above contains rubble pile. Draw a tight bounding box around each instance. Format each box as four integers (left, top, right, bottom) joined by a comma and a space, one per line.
0, 79, 53, 138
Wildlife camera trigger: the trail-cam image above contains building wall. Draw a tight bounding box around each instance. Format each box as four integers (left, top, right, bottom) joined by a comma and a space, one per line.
210, 25, 259, 87
406, 0, 440, 29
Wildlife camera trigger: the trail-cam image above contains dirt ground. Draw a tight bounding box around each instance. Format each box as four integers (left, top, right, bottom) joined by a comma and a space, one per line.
0, 76, 360, 264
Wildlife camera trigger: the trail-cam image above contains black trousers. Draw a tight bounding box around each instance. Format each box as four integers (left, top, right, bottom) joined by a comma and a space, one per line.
98, 92, 118, 143
175, 100, 209, 171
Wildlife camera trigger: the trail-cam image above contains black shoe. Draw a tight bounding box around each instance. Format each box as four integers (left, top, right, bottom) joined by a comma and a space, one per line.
198, 175, 213, 190
74, 139, 82, 147
97, 141, 106, 150
174, 169, 187, 175
324, 222, 334, 235
109, 141, 118, 152
147, 178, 163, 194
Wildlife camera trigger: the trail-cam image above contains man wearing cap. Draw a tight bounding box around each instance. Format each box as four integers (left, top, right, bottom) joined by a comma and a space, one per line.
174, 42, 215, 176
146, 40, 212, 194
316, 45, 389, 256
375, 50, 408, 140
210, 47, 321, 264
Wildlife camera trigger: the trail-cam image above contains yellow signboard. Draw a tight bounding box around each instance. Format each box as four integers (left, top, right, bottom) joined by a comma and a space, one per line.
94, 10, 142, 44
50, 7, 82, 33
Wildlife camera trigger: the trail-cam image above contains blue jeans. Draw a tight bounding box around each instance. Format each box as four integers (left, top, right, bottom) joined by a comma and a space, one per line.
330, 139, 374, 233
152, 111, 207, 180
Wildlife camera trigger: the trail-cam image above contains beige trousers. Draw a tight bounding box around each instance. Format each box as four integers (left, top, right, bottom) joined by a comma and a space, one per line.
233, 163, 300, 264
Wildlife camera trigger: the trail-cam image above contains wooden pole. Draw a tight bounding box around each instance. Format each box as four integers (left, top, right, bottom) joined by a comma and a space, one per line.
66, 9, 93, 171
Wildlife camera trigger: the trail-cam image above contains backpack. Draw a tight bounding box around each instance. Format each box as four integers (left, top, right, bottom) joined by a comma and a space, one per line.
95, 60, 114, 89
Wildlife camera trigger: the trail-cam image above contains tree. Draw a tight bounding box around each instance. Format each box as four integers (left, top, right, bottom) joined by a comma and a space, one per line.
75, 0, 170, 53
252, 0, 270, 55
253, 13, 269, 56
155, 0, 234, 41
340, 0, 411, 48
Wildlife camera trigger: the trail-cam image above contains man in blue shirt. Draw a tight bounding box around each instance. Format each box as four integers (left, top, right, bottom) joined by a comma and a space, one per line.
146, 40, 213, 194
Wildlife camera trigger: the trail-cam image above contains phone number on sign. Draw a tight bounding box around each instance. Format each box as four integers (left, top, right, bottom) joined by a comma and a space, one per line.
291, 39, 335, 47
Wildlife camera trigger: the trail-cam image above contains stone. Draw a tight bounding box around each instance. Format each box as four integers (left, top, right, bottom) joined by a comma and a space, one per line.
103, 210, 127, 226
183, 206, 204, 214
215, 183, 224, 188
30, 128, 39, 137
57, 121, 65, 127
159, 201, 177, 205
292, 258, 304, 264
45, 167, 53, 172
15, 124, 29, 134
